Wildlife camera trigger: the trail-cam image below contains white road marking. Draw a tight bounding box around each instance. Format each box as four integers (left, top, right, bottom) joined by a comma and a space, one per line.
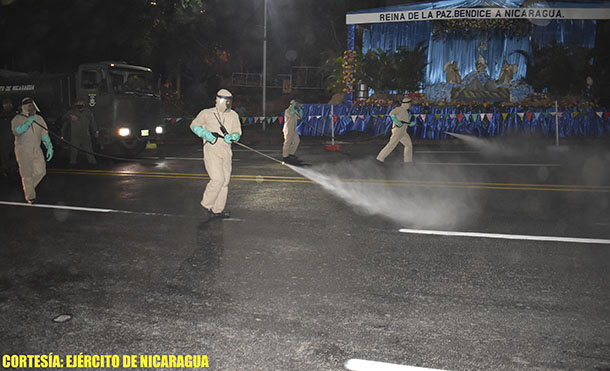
415, 150, 478, 154
345, 359, 449, 371
399, 228, 610, 245
143, 156, 240, 161
233, 149, 280, 153
142, 156, 201, 161
0, 201, 174, 217
414, 162, 561, 167
0, 200, 128, 214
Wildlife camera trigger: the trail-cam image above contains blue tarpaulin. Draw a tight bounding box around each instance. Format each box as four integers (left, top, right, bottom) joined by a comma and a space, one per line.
289, 104, 610, 139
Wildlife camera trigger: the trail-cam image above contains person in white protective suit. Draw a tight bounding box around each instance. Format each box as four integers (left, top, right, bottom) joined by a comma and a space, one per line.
376, 96, 415, 164
282, 99, 303, 164
11, 97, 54, 204
190, 89, 242, 218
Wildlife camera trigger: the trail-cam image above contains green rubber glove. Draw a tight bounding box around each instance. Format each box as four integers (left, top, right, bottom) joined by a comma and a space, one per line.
191, 126, 217, 143
224, 135, 232, 144
14, 116, 35, 135
230, 132, 240, 142
42, 134, 53, 162
390, 114, 402, 127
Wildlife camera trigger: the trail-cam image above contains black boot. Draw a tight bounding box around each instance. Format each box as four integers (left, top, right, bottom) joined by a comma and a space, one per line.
283, 155, 303, 166
211, 210, 231, 219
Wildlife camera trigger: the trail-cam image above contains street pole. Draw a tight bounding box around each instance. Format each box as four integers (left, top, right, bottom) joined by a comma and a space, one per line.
262, 0, 267, 130
555, 100, 559, 146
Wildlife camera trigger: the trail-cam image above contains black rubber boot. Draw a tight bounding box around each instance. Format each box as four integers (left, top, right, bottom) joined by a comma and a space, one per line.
211, 210, 231, 219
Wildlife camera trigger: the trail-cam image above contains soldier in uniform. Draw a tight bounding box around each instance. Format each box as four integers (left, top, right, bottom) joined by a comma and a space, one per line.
62, 99, 99, 165
1, 98, 16, 176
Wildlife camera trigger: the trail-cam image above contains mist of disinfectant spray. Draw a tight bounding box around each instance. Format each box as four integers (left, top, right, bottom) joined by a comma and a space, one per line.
285, 159, 476, 229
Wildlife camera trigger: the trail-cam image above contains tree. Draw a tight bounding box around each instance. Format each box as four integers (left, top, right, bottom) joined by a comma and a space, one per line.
393, 42, 428, 93
515, 41, 594, 97
358, 44, 428, 94
319, 50, 346, 94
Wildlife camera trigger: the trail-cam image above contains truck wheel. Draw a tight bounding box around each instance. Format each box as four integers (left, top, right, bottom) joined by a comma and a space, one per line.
119, 138, 147, 157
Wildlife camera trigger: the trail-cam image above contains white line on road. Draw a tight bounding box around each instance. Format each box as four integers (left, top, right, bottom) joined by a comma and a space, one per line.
142, 156, 201, 161
415, 150, 478, 154
345, 359, 449, 371
142, 156, 240, 161
233, 149, 280, 153
0, 200, 128, 213
414, 162, 561, 167
0, 201, 174, 217
399, 228, 610, 245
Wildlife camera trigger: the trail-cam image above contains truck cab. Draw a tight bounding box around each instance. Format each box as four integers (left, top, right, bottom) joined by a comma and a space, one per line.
76, 62, 164, 155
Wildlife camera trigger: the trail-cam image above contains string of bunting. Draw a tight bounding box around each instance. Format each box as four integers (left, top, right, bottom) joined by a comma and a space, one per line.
165, 111, 610, 128
237, 111, 610, 125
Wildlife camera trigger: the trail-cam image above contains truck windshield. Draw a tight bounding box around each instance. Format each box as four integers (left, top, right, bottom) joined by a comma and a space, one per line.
109, 67, 159, 96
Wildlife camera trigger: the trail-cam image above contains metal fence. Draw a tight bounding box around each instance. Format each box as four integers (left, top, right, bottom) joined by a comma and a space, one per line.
232, 66, 323, 90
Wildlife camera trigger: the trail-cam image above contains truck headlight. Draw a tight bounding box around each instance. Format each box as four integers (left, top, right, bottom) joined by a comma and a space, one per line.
118, 128, 131, 137
155, 125, 164, 134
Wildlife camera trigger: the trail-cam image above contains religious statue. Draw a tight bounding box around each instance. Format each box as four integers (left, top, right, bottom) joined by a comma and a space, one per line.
475, 40, 488, 73
443, 61, 462, 84
498, 60, 518, 84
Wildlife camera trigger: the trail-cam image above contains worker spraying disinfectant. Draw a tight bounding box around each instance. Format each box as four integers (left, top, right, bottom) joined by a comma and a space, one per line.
282, 100, 304, 166
376, 96, 416, 164
190, 89, 242, 219
212, 113, 473, 229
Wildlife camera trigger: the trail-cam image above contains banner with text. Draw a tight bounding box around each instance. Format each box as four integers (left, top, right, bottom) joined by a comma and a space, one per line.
346, 8, 610, 24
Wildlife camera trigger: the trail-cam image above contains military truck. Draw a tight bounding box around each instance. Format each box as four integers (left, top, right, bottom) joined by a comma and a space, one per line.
0, 61, 164, 156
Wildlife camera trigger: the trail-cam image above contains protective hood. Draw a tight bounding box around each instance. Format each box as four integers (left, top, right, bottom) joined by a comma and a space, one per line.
215, 89, 233, 113
20, 97, 40, 115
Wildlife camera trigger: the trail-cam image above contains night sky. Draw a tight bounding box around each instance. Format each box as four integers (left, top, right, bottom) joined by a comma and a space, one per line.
0, 0, 412, 75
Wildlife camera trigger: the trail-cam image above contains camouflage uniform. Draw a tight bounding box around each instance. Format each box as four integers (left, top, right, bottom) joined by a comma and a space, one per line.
62, 106, 98, 165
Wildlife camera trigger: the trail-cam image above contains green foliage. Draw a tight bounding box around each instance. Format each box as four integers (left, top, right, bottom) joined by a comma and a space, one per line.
515, 41, 594, 96
320, 43, 428, 95
360, 42, 428, 94
394, 43, 428, 93
319, 51, 347, 94
432, 19, 531, 41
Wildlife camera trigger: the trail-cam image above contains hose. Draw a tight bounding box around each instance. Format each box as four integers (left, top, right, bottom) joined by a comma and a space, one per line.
30, 119, 148, 162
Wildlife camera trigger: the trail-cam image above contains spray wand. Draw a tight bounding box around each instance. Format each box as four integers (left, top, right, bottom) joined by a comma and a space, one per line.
233, 140, 287, 165
210, 132, 286, 165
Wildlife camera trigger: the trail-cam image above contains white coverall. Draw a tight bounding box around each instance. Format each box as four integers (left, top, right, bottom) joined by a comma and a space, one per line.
376, 103, 413, 163
11, 113, 49, 202
190, 107, 241, 213
282, 104, 301, 158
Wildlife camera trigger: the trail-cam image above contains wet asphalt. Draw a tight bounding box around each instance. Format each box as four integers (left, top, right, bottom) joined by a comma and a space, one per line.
1, 133, 609, 371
